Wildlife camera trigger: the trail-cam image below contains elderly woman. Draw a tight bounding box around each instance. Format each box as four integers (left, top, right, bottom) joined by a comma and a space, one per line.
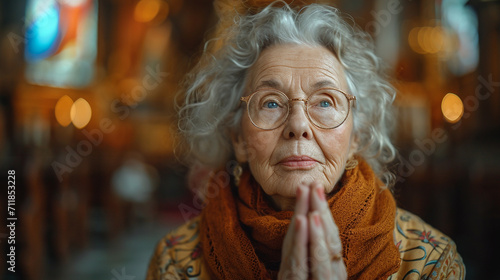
147, 2, 465, 279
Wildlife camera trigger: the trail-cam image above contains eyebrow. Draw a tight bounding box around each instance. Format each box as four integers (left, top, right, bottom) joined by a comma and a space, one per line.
254, 79, 339, 92
312, 80, 339, 89
255, 80, 281, 90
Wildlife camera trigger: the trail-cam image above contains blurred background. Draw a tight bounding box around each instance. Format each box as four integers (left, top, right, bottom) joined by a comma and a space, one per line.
0, 0, 498, 279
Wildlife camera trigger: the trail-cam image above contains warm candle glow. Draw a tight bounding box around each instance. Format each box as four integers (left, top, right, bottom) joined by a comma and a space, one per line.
409, 26, 448, 55
70, 98, 92, 129
55, 95, 74, 127
134, 0, 161, 23
441, 93, 464, 123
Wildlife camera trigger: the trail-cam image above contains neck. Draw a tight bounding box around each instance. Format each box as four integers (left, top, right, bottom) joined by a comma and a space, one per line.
268, 195, 296, 211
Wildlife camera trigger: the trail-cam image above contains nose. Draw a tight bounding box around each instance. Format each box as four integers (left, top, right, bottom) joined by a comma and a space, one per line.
282, 102, 313, 140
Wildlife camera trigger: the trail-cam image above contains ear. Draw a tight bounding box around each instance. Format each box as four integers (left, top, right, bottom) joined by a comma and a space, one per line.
231, 131, 248, 163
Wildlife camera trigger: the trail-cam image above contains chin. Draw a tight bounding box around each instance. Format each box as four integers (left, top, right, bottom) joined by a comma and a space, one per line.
255, 167, 333, 196
285, 170, 322, 185
270, 173, 317, 197
276, 170, 339, 195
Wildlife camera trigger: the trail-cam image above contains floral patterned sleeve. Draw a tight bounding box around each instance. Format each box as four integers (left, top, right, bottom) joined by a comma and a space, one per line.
146, 235, 182, 280
389, 208, 466, 280
146, 217, 207, 280
425, 241, 465, 280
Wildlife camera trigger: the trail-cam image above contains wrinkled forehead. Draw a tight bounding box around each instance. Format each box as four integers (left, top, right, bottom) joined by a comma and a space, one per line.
246, 44, 349, 92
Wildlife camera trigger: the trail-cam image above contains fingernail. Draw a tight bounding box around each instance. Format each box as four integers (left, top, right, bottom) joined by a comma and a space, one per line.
313, 213, 321, 227
316, 186, 325, 201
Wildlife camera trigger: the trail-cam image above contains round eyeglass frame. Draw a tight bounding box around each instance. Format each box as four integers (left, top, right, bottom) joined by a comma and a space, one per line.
240, 87, 357, 130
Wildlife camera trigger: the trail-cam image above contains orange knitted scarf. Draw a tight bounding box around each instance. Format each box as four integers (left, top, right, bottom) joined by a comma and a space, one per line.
200, 160, 401, 279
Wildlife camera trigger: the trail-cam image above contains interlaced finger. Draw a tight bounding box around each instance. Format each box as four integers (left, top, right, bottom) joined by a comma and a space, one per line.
309, 211, 332, 279
309, 183, 347, 279
279, 186, 310, 279
310, 183, 343, 257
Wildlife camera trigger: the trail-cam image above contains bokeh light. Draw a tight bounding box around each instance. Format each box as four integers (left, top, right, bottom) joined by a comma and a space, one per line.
441, 93, 464, 123
70, 98, 92, 129
409, 26, 449, 55
429, 27, 445, 53
134, 0, 161, 23
55, 95, 74, 127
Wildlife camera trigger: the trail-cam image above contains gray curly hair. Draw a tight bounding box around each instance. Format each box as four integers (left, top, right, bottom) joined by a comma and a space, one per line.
178, 2, 398, 188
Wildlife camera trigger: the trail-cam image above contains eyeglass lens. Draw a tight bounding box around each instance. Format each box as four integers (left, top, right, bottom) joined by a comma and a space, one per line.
247, 89, 350, 130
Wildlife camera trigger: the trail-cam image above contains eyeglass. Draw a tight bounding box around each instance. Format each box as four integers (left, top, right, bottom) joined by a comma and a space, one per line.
240, 88, 356, 130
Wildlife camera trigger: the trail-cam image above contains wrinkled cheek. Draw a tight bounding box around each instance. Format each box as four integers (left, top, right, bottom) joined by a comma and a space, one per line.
244, 139, 262, 164
244, 134, 278, 191
244, 131, 274, 164
319, 136, 352, 190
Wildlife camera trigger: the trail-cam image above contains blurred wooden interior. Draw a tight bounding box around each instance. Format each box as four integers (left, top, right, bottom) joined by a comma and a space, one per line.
0, 0, 499, 279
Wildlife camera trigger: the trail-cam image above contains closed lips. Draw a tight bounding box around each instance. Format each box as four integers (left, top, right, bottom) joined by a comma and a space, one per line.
279, 156, 318, 168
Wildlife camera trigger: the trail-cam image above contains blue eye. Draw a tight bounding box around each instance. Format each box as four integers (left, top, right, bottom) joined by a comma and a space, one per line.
320, 100, 331, 107
265, 101, 279, 108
